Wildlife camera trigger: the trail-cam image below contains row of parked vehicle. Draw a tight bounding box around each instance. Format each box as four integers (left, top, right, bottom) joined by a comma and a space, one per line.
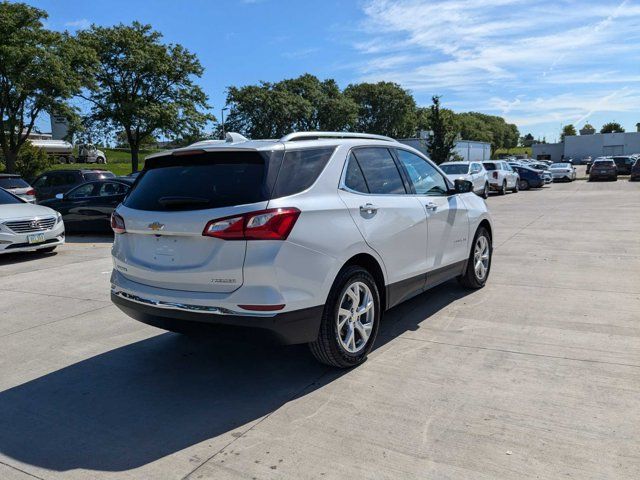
586, 154, 640, 181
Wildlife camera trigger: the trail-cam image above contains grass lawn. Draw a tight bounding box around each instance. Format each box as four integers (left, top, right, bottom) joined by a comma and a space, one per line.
48, 147, 163, 176
495, 146, 532, 157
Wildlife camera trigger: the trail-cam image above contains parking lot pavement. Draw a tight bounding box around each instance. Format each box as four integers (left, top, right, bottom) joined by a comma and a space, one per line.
0, 181, 638, 480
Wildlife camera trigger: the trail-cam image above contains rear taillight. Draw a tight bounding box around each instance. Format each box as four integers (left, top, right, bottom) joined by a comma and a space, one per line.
111, 212, 126, 234
203, 208, 300, 241
492, 172, 498, 179
25, 188, 35, 196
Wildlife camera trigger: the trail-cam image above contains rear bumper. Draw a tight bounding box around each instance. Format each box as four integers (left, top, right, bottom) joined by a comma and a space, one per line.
111, 290, 323, 345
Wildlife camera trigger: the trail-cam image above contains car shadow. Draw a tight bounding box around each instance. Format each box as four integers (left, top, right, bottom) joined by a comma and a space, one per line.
65, 232, 114, 243
0, 280, 472, 472
0, 249, 58, 266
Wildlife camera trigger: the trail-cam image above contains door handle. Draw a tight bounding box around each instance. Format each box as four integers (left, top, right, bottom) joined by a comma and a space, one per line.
425, 202, 438, 211
359, 203, 378, 214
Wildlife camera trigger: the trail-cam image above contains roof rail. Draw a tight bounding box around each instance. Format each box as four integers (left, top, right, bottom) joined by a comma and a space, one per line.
279, 131, 396, 143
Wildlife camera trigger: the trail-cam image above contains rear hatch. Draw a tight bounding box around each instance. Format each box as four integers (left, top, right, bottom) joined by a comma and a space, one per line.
113, 149, 282, 293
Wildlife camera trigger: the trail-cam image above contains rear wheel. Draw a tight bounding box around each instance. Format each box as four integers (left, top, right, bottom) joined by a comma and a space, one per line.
458, 227, 492, 289
512, 179, 519, 193
309, 266, 380, 368
499, 180, 507, 195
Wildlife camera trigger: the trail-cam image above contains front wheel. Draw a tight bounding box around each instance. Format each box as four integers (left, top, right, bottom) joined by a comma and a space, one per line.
482, 183, 489, 199
512, 179, 519, 193
499, 180, 507, 195
309, 266, 380, 368
518, 179, 529, 190
458, 227, 492, 289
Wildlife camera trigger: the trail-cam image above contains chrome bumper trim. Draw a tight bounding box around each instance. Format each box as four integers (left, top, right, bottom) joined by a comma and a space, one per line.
111, 287, 276, 317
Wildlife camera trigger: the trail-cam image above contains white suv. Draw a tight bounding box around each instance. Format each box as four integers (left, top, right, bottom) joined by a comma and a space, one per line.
482, 160, 520, 195
110, 132, 493, 368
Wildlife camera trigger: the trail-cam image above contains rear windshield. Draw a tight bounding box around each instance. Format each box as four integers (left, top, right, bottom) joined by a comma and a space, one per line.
0, 177, 29, 189
483, 163, 497, 171
440, 164, 469, 175
124, 151, 275, 211
84, 172, 116, 181
0, 188, 23, 204
594, 160, 614, 165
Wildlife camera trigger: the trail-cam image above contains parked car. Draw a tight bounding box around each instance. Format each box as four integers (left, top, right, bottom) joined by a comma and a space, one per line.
110, 131, 494, 368
39, 178, 133, 232
526, 162, 553, 183
630, 157, 640, 181
612, 156, 636, 175
0, 174, 36, 203
510, 165, 545, 190
0, 187, 65, 254
482, 161, 519, 194
439, 161, 489, 198
549, 162, 577, 182
31, 169, 116, 201
589, 158, 618, 181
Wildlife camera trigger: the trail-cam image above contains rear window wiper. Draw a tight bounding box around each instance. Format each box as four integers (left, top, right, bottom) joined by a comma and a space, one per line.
157, 196, 210, 207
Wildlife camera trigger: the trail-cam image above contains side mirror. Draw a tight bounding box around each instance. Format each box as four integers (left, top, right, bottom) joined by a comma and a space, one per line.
453, 179, 473, 194
55, 193, 64, 200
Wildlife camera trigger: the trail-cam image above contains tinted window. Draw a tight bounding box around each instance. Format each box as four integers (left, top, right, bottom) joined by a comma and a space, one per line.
69, 183, 97, 199
99, 182, 129, 196
396, 149, 448, 196
32, 175, 48, 188
352, 148, 405, 194
0, 177, 29, 189
483, 162, 497, 171
441, 164, 469, 175
271, 147, 335, 198
344, 153, 369, 193
50, 173, 72, 187
84, 172, 116, 181
124, 151, 269, 211
0, 189, 22, 204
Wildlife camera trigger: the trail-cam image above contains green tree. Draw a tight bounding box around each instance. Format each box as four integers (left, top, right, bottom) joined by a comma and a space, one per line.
0, 2, 93, 173
520, 133, 535, 147
455, 112, 518, 157
78, 22, 212, 172
426, 96, 458, 164
224, 74, 357, 139
344, 81, 417, 138
561, 124, 577, 141
580, 123, 595, 135
600, 122, 625, 134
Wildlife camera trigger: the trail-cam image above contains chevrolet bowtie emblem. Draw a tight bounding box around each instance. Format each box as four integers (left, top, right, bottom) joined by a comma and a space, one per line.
148, 222, 165, 231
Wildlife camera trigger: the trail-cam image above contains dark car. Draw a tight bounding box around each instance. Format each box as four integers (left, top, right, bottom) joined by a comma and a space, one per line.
612, 156, 636, 175
630, 158, 640, 181
31, 169, 116, 202
589, 159, 618, 181
39, 178, 133, 232
511, 165, 545, 190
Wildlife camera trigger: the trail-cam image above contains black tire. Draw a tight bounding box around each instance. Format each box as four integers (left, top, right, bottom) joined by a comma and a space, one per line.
499, 180, 507, 195
309, 266, 381, 368
37, 246, 56, 253
482, 183, 489, 199
519, 179, 529, 190
458, 226, 492, 289
512, 179, 519, 193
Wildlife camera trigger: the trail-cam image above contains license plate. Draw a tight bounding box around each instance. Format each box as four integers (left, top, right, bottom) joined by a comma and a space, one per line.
27, 233, 46, 244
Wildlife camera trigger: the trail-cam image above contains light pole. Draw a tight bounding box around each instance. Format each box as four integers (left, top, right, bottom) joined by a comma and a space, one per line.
221, 107, 229, 139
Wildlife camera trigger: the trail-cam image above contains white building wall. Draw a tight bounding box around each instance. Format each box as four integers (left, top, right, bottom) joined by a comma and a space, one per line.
399, 138, 491, 161
535, 132, 640, 161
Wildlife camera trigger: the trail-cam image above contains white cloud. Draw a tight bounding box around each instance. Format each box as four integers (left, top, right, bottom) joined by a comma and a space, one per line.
64, 19, 91, 30
348, 0, 640, 137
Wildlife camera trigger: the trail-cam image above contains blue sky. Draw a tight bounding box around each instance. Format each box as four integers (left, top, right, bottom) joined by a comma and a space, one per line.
26, 0, 640, 142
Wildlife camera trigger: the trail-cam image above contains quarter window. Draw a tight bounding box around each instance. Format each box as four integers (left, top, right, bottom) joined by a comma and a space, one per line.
352, 148, 405, 195
344, 153, 369, 193
271, 147, 335, 198
395, 149, 448, 196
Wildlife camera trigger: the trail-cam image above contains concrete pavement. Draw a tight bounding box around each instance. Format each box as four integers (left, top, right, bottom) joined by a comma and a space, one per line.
0, 180, 638, 479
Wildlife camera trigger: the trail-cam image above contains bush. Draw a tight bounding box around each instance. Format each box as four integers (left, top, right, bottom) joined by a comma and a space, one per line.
14, 142, 53, 180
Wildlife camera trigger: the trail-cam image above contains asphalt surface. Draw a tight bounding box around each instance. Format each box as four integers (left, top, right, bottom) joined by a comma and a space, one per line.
0, 180, 639, 479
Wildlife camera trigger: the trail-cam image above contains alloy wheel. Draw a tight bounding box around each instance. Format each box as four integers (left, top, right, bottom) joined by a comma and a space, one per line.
336, 281, 375, 354
474, 235, 490, 281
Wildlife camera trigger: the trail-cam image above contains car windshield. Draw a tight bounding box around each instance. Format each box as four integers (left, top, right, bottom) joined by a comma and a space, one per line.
0, 188, 23, 205
0, 177, 29, 189
550, 163, 570, 168
440, 164, 469, 174
84, 172, 116, 181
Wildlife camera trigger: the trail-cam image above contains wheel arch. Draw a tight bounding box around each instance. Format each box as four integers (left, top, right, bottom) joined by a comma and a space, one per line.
478, 218, 493, 243
342, 253, 387, 311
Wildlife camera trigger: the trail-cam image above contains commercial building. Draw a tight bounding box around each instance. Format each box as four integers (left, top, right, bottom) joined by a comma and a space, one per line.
399, 138, 491, 162
532, 132, 640, 162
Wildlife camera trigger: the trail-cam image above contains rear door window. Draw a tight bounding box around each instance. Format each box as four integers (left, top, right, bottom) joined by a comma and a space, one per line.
124, 151, 271, 211
98, 182, 129, 196
271, 147, 335, 198
352, 148, 406, 195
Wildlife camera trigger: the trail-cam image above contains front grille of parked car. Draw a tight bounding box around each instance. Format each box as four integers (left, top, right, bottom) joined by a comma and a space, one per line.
4, 217, 56, 234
